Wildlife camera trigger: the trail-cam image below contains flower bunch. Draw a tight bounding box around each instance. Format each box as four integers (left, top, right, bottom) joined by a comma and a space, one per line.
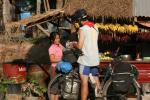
95, 23, 138, 34
21, 80, 46, 97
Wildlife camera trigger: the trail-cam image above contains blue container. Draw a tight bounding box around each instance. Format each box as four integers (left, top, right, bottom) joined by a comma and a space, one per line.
20, 12, 32, 20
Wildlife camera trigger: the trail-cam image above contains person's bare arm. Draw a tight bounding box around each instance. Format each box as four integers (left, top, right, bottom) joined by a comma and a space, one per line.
73, 29, 84, 49
60, 44, 66, 51
50, 54, 61, 63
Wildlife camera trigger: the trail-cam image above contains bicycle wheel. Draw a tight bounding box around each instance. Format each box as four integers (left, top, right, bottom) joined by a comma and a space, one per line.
103, 78, 141, 100
47, 73, 64, 100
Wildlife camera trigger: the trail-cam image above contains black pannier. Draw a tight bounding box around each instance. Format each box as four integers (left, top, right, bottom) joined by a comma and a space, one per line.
111, 61, 134, 93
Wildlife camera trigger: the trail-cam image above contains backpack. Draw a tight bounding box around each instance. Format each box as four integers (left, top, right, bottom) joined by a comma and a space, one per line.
61, 74, 80, 100
111, 61, 134, 93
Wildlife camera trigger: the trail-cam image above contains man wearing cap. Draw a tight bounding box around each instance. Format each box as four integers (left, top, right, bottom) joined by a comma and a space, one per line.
72, 9, 101, 100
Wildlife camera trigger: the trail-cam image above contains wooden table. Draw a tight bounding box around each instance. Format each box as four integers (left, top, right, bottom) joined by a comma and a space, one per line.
100, 60, 150, 84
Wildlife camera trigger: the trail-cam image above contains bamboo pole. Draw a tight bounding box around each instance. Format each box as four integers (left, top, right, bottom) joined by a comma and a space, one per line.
46, 0, 50, 10
36, 0, 41, 14
43, 0, 48, 11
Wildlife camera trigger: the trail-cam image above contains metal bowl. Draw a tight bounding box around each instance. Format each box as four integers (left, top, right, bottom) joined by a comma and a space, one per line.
120, 54, 132, 61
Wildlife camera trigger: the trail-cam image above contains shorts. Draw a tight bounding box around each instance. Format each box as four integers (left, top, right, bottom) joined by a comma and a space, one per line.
49, 66, 60, 94
79, 64, 99, 76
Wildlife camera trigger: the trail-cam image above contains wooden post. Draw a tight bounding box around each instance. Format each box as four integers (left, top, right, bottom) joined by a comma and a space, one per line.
56, 0, 63, 9
2, 0, 12, 24
0, 0, 4, 31
43, 0, 48, 11
2, 0, 14, 33
36, 0, 41, 14
46, 0, 50, 10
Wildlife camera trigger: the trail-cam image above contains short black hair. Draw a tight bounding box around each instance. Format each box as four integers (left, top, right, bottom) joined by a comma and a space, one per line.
49, 32, 60, 45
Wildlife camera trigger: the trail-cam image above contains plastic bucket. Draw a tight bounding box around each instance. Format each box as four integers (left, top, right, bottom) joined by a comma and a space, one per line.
2, 63, 27, 84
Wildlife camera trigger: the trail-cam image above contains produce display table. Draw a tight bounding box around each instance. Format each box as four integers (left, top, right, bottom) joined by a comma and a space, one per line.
100, 60, 150, 84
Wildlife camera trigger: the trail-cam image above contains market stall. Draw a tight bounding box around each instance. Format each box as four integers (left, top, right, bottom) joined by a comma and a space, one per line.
96, 16, 150, 87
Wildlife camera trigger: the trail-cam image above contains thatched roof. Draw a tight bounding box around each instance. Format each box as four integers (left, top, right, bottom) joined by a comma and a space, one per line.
64, 0, 133, 17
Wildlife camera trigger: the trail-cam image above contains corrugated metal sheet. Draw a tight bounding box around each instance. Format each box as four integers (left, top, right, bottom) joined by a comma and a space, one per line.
133, 0, 150, 16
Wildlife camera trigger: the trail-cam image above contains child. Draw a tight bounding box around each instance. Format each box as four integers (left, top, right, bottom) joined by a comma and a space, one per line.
48, 32, 63, 100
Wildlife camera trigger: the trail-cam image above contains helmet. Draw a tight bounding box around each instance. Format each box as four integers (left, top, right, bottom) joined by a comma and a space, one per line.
73, 9, 87, 20
57, 61, 72, 73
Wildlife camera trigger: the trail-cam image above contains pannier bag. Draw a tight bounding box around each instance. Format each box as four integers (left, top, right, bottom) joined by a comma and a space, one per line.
111, 61, 134, 93
61, 74, 80, 100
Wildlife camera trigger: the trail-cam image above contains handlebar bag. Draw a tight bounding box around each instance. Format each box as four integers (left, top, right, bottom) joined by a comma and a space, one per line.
63, 50, 77, 63
63, 49, 83, 63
